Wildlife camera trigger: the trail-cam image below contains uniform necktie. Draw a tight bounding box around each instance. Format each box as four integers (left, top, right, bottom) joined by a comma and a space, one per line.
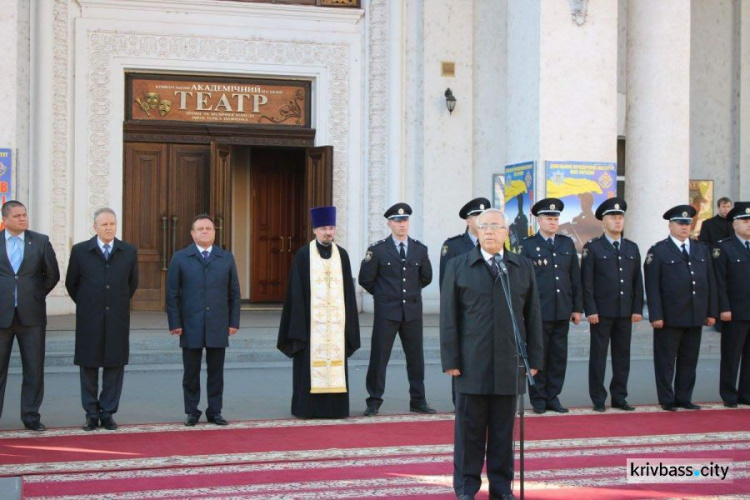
202, 250, 210, 260
746, 241, 750, 253
547, 238, 554, 248
489, 257, 500, 278
103, 244, 111, 261
399, 242, 406, 260
9, 236, 22, 274
681, 243, 689, 260
613, 241, 620, 253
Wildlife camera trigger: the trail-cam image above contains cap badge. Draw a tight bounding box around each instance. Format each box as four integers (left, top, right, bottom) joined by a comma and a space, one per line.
479, 204, 485, 210
614, 203, 620, 210
550, 203, 556, 210
398, 208, 404, 215
682, 211, 688, 217
746, 208, 750, 214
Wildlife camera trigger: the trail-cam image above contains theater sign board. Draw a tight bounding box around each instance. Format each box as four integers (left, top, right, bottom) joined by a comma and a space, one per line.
126, 74, 311, 127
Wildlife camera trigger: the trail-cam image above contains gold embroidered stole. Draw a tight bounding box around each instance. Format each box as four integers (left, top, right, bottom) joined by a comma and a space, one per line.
308, 240, 347, 394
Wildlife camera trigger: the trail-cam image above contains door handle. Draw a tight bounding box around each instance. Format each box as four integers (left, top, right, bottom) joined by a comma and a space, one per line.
280, 236, 285, 253
288, 236, 292, 253
171, 215, 178, 260
161, 215, 168, 271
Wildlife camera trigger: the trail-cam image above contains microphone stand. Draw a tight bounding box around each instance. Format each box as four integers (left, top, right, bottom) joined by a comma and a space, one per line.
495, 255, 534, 500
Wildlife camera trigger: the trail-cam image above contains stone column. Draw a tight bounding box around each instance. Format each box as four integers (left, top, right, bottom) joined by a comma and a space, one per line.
739, 0, 750, 199
625, 1, 691, 253
0, 0, 30, 204
507, 0, 618, 205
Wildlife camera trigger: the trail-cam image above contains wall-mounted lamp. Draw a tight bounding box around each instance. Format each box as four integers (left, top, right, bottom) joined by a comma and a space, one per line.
445, 88, 456, 115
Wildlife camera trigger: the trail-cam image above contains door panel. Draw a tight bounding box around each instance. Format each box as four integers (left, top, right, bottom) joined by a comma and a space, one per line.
304, 146, 333, 239
210, 142, 232, 249
169, 145, 210, 254
123, 143, 168, 311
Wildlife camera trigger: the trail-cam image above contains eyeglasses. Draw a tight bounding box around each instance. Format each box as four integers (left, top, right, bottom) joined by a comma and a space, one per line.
477, 224, 507, 232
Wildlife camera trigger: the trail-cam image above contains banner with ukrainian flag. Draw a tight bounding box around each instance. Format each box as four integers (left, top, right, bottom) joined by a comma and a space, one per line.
504, 161, 535, 253
546, 161, 617, 253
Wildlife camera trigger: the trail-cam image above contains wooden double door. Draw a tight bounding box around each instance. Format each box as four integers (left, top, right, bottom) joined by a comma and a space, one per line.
123, 142, 332, 310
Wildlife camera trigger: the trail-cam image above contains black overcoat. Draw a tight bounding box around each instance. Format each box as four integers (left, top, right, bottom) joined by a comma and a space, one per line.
65, 237, 138, 367
440, 246, 544, 395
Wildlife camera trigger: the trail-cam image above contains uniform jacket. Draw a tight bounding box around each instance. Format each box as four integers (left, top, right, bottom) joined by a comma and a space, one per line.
581, 235, 644, 318
440, 246, 543, 395
65, 237, 138, 367
439, 230, 476, 290
713, 236, 750, 321
699, 215, 734, 248
358, 236, 432, 322
644, 238, 718, 327
0, 229, 60, 328
520, 233, 582, 321
166, 244, 241, 349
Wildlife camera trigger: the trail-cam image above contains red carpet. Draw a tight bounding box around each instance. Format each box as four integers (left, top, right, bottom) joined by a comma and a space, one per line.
0, 404, 747, 498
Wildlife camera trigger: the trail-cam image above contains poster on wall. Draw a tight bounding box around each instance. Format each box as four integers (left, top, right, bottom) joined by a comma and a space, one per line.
689, 179, 714, 239
492, 173, 505, 212
504, 162, 535, 253
0, 149, 11, 232
545, 161, 617, 253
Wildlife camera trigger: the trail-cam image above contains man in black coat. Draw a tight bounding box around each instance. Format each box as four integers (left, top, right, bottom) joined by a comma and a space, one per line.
581, 197, 644, 412
521, 198, 582, 414
645, 205, 718, 411
277, 206, 361, 418
441, 208, 543, 500
167, 214, 241, 426
699, 197, 733, 248
712, 201, 750, 407
0, 200, 60, 431
359, 202, 434, 416
66, 208, 138, 431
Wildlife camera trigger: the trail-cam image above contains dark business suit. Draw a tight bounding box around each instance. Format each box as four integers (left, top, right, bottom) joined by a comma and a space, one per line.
65, 237, 138, 421
359, 236, 432, 406
699, 215, 733, 248
440, 247, 543, 498
166, 244, 241, 418
0, 230, 60, 425
581, 235, 644, 407
644, 238, 718, 406
520, 233, 582, 410
713, 236, 750, 404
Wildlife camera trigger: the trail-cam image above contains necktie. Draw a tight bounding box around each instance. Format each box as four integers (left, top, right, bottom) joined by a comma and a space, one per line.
613, 241, 620, 253
103, 244, 111, 261
489, 258, 499, 278
746, 241, 750, 253
681, 243, 689, 260
547, 238, 554, 249
399, 242, 406, 260
9, 237, 21, 274
202, 250, 210, 261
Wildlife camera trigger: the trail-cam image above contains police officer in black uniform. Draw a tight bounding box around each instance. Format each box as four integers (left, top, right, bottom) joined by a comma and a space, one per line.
645, 204, 718, 411
359, 203, 434, 416
712, 201, 750, 407
520, 198, 582, 414
439, 197, 489, 290
581, 197, 644, 412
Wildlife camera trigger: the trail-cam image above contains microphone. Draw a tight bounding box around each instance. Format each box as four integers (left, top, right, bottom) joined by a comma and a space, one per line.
493, 253, 508, 275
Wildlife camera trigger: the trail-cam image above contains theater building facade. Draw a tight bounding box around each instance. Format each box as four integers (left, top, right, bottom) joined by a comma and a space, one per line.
1, 0, 749, 314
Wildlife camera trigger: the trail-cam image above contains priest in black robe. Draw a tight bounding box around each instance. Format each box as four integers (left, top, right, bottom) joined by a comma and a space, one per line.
277, 206, 361, 419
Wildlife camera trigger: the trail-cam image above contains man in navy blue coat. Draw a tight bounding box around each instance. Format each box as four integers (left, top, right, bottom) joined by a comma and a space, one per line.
166, 214, 241, 426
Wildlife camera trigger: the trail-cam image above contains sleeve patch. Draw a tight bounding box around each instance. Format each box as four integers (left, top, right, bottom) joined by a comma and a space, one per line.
712, 248, 720, 259
645, 253, 654, 265
365, 250, 373, 262
441, 244, 449, 257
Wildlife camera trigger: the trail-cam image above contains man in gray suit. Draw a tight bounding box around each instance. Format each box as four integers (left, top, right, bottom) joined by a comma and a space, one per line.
167, 214, 240, 426
441, 208, 543, 500
0, 200, 60, 431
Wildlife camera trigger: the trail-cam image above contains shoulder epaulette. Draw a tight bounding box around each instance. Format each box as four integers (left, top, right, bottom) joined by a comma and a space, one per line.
369, 239, 387, 249
446, 234, 464, 242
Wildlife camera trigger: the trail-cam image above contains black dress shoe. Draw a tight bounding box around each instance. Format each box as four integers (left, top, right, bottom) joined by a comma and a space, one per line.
185, 414, 200, 426
612, 402, 636, 411
593, 405, 605, 412
24, 422, 47, 432
101, 417, 118, 430
724, 402, 738, 408
738, 399, 750, 406
546, 402, 569, 413
532, 406, 546, 414
676, 402, 701, 410
207, 414, 229, 426
457, 495, 475, 500
661, 404, 677, 411
82, 417, 99, 431
364, 403, 379, 417
410, 402, 437, 414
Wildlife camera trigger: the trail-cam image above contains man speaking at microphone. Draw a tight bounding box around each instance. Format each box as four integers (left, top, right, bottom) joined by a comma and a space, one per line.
440, 208, 543, 500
